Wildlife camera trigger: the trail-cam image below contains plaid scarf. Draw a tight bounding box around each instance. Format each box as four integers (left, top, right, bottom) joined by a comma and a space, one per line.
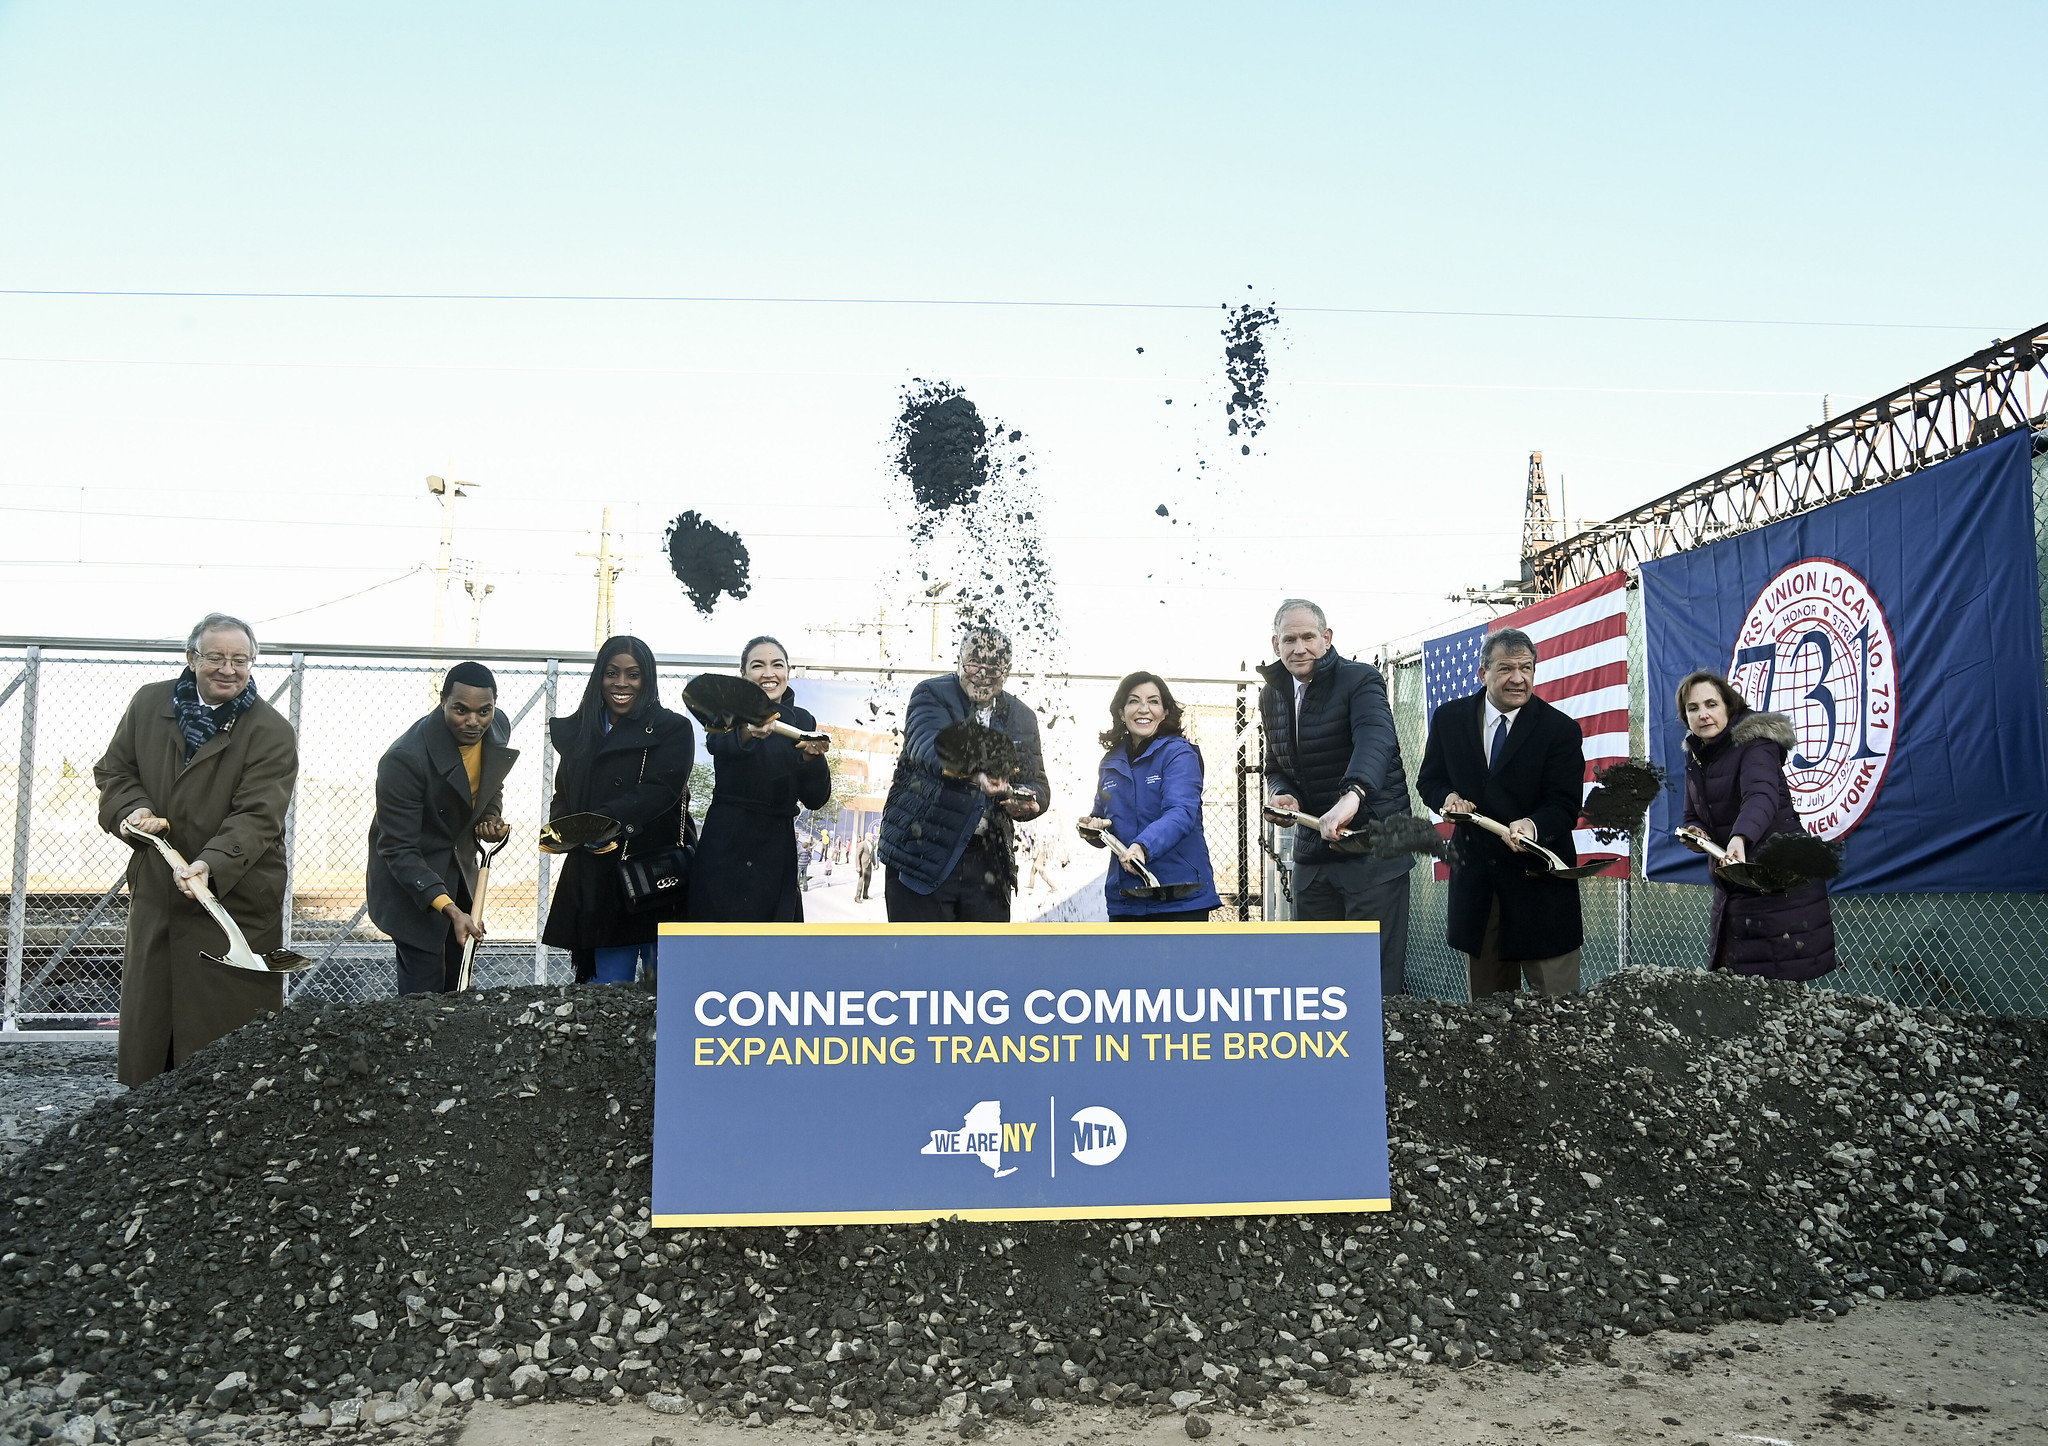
172, 668, 258, 762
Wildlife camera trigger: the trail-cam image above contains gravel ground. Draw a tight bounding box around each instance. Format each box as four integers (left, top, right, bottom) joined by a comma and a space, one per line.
453, 1294, 2048, 1446
0, 968, 2041, 1445
0, 1042, 122, 1174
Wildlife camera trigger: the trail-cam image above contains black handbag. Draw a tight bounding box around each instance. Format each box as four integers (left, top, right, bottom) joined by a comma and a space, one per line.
616, 750, 696, 916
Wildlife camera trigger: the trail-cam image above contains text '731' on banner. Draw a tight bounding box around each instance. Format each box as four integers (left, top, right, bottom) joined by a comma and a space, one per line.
650, 923, 1390, 1227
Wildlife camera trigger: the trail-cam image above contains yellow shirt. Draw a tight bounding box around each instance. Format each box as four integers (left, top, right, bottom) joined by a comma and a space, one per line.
461, 740, 484, 803
433, 741, 489, 915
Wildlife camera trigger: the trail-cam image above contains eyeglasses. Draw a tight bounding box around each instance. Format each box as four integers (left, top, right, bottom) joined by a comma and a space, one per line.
960, 661, 1009, 679
195, 652, 254, 670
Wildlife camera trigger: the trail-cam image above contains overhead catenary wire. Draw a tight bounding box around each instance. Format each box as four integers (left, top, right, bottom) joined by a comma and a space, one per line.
0, 558, 1452, 600
0, 501, 1517, 541
0, 352, 1876, 399
0, 288, 1999, 332
250, 567, 425, 625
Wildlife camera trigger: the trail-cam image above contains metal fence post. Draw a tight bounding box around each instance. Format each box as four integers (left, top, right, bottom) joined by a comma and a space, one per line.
1234, 671, 1249, 920
534, 659, 558, 986
5, 646, 41, 1032
1617, 873, 1632, 974
281, 651, 306, 952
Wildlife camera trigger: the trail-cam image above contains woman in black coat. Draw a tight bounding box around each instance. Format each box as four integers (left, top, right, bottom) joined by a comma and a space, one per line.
542, 635, 696, 983
686, 635, 833, 923
1677, 670, 1837, 980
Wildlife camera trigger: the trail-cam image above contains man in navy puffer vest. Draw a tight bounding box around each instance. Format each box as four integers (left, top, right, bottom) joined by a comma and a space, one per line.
879, 626, 1050, 921
1259, 599, 1413, 994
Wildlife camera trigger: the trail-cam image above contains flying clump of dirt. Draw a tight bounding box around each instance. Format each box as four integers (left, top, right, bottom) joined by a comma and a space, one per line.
664, 511, 752, 617
1223, 299, 1280, 450
888, 380, 1060, 666
892, 382, 995, 542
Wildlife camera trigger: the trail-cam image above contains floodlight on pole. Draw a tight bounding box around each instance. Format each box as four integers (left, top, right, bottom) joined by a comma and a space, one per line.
426, 471, 481, 647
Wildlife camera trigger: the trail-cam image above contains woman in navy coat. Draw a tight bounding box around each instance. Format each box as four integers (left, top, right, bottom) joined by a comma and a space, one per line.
542, 635, 696, 984
1677, 670, 1837, 980
1078, 671, 1221, 922
686, 636, 834, 923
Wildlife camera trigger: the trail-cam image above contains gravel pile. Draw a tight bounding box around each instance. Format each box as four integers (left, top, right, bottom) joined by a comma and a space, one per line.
0, 969, 2042, 1442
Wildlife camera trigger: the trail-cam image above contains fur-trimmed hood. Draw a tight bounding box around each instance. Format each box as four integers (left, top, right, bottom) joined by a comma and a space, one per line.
1731, 710, 1797, 750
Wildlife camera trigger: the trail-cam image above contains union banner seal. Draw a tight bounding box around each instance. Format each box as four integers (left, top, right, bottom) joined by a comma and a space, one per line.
1727, 558, 1895, 840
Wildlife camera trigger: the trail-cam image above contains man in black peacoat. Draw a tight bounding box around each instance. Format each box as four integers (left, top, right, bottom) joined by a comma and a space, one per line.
1415, 628, 1585, 997
367, 664, 517, 995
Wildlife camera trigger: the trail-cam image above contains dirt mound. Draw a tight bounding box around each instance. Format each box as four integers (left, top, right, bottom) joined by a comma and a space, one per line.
1, 970, 2040, 1437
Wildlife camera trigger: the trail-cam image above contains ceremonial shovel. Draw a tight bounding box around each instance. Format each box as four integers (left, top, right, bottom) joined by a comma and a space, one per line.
539, 812, 623, 853
1274, 803, 1608, 878
1674, 826, 1841, 894
1672, 826, 1781, 894
454, 833, 509, 992
1076, 822, 1200, 901
1260, 806, 1453, 862
121, 822, 315, 974
1261, 805, 1373, 855
682, 674, 830, 745
937, 720, 1037, 806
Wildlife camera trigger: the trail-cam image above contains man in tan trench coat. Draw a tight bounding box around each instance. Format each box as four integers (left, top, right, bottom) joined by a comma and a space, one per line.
94, 613, 299, 1086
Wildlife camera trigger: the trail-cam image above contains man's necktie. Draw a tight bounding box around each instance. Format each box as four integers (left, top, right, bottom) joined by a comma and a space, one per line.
1489, 715, 1510, 771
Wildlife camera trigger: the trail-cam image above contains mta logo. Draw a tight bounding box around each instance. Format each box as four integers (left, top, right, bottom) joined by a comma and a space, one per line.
1069, 1105, 1127, 1166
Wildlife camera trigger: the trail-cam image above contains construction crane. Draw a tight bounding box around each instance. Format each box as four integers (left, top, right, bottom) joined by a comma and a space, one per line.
1519, 451, 1555, 584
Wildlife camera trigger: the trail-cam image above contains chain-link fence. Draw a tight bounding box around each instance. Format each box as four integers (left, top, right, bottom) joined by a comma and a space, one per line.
1377, 441, 2048, 1018
0, 651, 1271, 1029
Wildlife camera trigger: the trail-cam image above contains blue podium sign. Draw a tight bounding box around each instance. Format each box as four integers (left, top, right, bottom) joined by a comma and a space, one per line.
651, 923, 1390, 1226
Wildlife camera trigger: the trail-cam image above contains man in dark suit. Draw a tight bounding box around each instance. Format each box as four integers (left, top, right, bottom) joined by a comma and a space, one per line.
366, 661, 517, 994
1415, 627, 1586, 997
1259, 599, 1413, 994
878, 626, 1049, 922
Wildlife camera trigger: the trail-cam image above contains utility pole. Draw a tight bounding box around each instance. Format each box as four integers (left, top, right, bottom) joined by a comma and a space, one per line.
464, 568, 494, 646
577, 508, 638, 649
911, 581, 958, 664
805, 610, 903, 664
426, 471, 480, 646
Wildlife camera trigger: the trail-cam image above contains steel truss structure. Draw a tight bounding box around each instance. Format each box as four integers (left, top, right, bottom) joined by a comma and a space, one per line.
1533, 323, 2048, 593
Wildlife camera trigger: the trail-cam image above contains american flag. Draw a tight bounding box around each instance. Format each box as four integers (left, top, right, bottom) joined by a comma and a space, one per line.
1420, 571, 1632, 879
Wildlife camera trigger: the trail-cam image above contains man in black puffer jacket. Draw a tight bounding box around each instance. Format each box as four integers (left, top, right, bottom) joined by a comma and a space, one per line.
1260, 599, 1412, 994
878, 626, 1049, 921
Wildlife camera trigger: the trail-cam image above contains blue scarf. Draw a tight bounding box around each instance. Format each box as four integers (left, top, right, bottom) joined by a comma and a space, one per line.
172, 668, 258, 762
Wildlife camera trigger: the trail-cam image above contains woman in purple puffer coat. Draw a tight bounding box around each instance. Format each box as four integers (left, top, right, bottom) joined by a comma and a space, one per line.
1676, 670, 1837, 980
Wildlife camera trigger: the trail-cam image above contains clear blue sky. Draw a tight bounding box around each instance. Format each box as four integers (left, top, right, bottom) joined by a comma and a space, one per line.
1, 1, 2040, 672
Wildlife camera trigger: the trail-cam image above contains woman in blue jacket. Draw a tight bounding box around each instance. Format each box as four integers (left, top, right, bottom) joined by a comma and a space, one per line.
1078, 671, 1221, 922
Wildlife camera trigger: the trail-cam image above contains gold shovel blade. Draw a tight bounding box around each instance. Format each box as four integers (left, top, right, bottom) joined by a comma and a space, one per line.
200, 948, 318, 975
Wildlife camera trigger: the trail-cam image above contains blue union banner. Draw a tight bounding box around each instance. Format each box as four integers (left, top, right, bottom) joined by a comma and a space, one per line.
651, 923, 1391, 1226
1642, 430, 2048, 893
